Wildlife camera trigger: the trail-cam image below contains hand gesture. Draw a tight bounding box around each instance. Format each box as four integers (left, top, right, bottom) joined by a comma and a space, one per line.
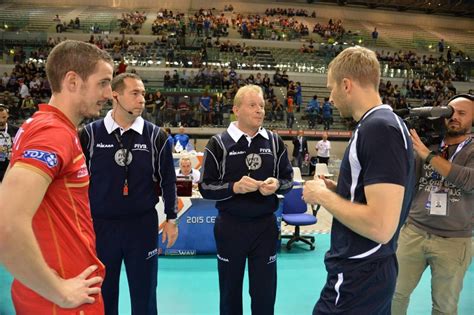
303, 178, 327, 205
315, 174, 337, 192
233, 176, 263, 194
259, 177, 280, 196
54, 265, 103, 309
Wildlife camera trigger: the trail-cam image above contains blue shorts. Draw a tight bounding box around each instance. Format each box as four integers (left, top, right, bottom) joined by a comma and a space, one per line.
313, 255, 398, 315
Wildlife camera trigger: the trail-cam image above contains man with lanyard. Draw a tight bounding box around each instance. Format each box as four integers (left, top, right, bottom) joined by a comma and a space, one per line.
392, 94, 473, 315
0, 105, 18, 182
303, 46, 415, 314
80, 73, 178, 315
199, 85, 293, 315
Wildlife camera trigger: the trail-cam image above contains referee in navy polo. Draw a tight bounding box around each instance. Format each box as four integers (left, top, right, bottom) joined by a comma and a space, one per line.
303, 46, 415, 314
199, 85, 293, 315
80, 73, 178, 315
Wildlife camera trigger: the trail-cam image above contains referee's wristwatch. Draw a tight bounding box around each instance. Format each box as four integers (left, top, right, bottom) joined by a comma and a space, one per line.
425, 151, 436, 165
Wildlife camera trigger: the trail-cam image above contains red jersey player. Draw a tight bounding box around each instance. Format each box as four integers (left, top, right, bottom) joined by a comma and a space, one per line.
0, 40, 113, 314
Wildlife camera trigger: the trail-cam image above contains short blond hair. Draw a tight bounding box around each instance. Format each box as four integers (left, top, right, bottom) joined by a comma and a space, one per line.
179, 155, 192, 166
233, 85, 264, 108
328, 46, 380, 90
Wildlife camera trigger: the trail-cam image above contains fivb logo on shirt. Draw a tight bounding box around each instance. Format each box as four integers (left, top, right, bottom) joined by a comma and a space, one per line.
246, 153, 262, 171
23, 150, 58, 168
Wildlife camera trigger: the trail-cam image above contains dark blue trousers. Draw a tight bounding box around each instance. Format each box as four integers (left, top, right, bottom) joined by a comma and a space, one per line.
214, 213, 278, 315
313, 255, 398, 315
94, 210, 158, 315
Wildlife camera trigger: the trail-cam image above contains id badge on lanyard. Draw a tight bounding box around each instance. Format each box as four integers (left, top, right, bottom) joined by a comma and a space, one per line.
427, 189, 448, 216
425, 137, 471, 216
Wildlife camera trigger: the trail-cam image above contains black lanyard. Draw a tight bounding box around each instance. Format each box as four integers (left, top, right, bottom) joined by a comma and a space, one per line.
113, 130, 136, 196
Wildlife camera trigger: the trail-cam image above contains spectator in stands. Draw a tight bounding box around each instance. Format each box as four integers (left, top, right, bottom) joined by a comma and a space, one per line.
153, 90, 166, 125
17, 80, 30, 108
286, 96, 295, 129
273, 69, 282, 86
163, 71, 172, 88
199, 90, 212, 126
287, 81, 296, 105
438, 38, 445, 54
0, 105, 18, 182
29, 74, 41, 97
163, 98, 176, 126
174, 126, 190, 152
295, 81, 302, 112
177, 101, 191, 127
1, 73, 10, 91
322, 98, 332, 130
74, 17, 80, 29
214, 94, 224, 126
53, 14, 62, 33
20, 96, 36, 119
372, 27, 378, 45
281, 70, 289, 87
116, 58, 127, 75
306, 95, 320, 129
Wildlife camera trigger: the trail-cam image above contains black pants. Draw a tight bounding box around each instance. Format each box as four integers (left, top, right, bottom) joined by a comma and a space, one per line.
214, 213, 279, 315
93, 210, 158, 315
317, 156, 329, 165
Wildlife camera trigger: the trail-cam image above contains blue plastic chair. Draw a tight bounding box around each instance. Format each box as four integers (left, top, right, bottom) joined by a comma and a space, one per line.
281, 184, 318, 250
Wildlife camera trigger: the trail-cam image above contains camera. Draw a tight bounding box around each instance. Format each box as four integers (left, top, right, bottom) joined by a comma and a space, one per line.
394, 93, 474, 146
394, 106, 453, 146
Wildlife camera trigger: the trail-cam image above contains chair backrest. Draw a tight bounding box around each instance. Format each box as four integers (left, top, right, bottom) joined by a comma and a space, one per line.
282, 185, 308, 215
292, 166, 303, 182
315, 163, 331, 176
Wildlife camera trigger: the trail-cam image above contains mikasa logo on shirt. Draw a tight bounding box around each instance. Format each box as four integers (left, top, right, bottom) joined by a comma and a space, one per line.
229, 150, 245, 156
96, 143, 114, 148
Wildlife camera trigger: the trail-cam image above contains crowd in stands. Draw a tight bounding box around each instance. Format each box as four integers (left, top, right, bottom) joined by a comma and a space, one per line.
153, 66, 334, 130
152, 10, 186, 36
119, 11, 146, 34
312, 19, 345, 41
0, 59, 51, 120
2, 6, 471, 131
233, 13, 310, 40
147, 67, 281, 127
376, 49, 469, 81
54, 14, 81, 33
187, 9, 230, 38
379, 77, 457, 110
67, 17, 81, 30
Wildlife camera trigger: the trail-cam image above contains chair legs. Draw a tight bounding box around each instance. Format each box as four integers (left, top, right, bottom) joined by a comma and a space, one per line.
281, 226, 315, 250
